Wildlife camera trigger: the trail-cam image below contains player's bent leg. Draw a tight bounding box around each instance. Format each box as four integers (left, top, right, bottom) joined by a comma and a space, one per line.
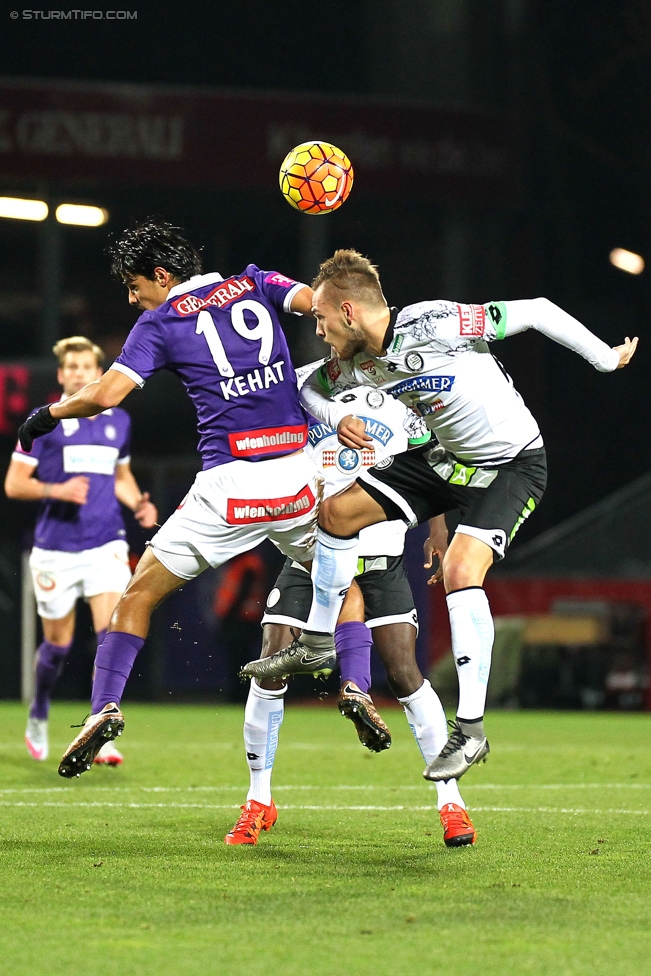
58, 549, 191, 779
336, 599, 391, 752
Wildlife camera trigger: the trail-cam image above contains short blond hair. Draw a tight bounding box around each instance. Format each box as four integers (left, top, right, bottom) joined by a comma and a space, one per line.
53, 336, 105, 369
312, 249, 385, 308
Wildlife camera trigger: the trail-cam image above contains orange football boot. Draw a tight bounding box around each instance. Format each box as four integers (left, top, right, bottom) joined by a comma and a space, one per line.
224, 799, 278, 845
439, 803, 477, 847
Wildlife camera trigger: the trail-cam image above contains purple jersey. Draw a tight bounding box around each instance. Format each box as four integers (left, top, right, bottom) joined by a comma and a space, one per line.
112, 267, 309, 470
13, 408, 131, 552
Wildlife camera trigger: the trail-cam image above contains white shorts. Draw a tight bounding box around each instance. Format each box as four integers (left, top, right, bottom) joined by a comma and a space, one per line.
29, 539, 132, 620
150, 451, 320, 581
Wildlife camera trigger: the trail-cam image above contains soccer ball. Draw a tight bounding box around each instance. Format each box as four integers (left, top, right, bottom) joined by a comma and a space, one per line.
279, 141, 354, 215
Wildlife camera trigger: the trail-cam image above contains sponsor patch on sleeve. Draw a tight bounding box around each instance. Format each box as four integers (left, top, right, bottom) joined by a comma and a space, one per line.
457, 303, 486, 337
264, 272, 298, 287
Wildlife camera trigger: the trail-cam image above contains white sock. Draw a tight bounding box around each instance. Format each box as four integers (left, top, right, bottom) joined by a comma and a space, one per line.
399, 679, 465, 810
305, 527, 359, 633
244, 680, 286, 806
446, 587, 494, 721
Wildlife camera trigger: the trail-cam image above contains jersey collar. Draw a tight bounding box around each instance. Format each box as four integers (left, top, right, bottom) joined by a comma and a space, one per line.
381, 308, 399, 353
167, 272, 224, 300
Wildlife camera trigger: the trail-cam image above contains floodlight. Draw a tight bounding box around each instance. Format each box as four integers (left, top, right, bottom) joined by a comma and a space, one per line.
609, 248, 644, 275
55, 204, 109, 227
0, 197, 49, 221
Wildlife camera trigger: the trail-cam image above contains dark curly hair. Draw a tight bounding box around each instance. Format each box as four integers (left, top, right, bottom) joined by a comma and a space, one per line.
107, 218, 203, 283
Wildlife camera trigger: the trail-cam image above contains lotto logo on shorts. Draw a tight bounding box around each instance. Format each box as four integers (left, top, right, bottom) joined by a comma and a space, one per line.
226, 486, 315, 524
458, 303, 485, 337
229, 424, 308, 457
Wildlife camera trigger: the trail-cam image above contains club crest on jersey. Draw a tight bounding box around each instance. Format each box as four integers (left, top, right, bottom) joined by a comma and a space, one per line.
365, 390, 384, 409
172, 276, 255, 315
336, 447, 363, 474
458, 303, 485, 337
405, 352, 424, 372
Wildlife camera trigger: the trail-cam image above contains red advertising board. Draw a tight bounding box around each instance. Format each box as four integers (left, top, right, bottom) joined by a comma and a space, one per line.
0, 78, 513, 200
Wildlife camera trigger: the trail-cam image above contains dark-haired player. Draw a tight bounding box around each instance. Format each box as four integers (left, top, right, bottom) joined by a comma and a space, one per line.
240, 363, 477, 848
250, 248, 638, 782
6, 336, 157, 764
18, 222, 322, 832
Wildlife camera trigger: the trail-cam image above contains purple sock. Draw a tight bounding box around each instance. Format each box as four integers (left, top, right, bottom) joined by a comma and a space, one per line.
91, 631, 145, 713
30, 640, 72, 720
96, 628, 107, 648
335, 621, 372, 694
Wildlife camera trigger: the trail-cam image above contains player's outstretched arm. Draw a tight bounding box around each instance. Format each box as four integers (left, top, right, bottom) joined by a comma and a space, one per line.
18, 370, 138, 452
114, 462, 158, 528
492, 298, 637, 372
50, 368, 138, 419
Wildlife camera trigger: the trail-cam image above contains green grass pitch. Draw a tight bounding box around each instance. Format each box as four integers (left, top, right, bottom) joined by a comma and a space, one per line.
1, 701, 651, 976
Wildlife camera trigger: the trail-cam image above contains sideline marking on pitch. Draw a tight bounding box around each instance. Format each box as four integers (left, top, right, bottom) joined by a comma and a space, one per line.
1, 782, 651, 796
0, 800, 649, 815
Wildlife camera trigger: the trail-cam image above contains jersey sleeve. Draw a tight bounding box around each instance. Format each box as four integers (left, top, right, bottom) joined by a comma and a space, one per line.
397, 300, 489, 351
111, 312, 169, 387
402, 409, 431, 446
299, 359, 359, 430
248, 265, 309, 316
483, 298, 620, 371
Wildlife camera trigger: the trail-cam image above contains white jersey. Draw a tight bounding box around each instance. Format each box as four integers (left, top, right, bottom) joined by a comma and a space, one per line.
301, 298, 619, 466
297, 361, 430, 557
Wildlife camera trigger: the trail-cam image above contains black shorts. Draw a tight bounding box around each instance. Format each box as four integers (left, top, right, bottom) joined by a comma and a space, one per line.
261, 554, 418, 631
358, 443, 547, 559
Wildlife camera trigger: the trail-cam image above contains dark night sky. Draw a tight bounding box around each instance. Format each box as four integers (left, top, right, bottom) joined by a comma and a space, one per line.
1, 0, 650, 541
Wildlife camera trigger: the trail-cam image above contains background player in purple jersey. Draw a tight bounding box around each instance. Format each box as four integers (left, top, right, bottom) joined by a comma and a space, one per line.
5, 336, 158, 763
18, 222, 323, 831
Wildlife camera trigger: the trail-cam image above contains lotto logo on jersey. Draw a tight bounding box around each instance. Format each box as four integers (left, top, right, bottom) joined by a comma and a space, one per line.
226, 485, 315, 524
228, 424, 308, 457
457, 304, 485, 337
172, 276, 255, 315
264, 272, 297, 287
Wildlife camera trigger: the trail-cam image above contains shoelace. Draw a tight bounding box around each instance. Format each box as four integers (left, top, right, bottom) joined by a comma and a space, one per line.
70, 713, 90, 729
436, 720, 470, 759
231, 805, 264, 836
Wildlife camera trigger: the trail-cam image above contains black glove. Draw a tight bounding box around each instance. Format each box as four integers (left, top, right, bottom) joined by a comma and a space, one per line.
18, 406, 60, 452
